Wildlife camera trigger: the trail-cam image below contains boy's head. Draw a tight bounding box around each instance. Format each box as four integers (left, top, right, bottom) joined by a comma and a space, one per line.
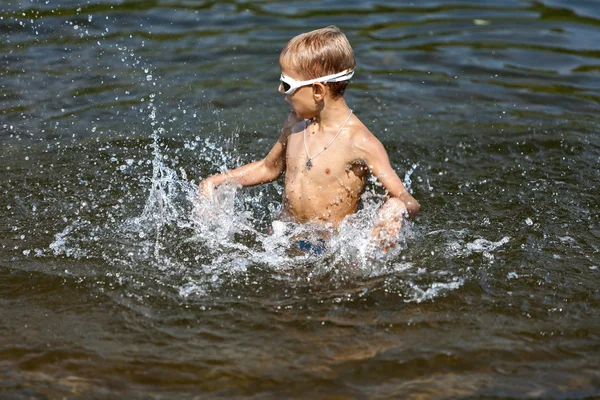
280, 26, 355, 99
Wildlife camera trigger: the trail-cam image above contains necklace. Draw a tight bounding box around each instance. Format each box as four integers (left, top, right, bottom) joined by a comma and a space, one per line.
303, 110, 353, 170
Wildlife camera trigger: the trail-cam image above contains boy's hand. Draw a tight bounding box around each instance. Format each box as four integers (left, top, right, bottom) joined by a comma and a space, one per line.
198, 178, 216, 200
372, 198, 407, 251
194, 178, 219, 222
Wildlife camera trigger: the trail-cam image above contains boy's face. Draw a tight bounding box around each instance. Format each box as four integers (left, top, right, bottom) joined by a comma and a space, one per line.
279, 57, 324, 120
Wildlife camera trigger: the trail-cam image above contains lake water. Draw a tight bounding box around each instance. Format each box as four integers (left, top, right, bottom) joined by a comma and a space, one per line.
1, 0, 599, 398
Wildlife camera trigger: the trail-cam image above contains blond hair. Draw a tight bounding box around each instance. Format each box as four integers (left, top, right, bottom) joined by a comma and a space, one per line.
280, 26, 356, 98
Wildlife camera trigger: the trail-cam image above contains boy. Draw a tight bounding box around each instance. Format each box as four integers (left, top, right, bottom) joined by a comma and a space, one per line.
199, 26, 419, 247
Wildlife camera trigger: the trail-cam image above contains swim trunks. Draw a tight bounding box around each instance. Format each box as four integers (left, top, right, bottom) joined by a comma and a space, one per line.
295, 237, 327, 255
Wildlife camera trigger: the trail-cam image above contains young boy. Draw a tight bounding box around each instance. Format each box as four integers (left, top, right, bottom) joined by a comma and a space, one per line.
199, 26, 419, 247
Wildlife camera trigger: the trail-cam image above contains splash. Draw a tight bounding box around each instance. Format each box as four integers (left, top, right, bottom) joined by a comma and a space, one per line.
85, 136, 417, 290
41, 34, 481, 303
47, 125, 471, 302
46, 121, 518, 304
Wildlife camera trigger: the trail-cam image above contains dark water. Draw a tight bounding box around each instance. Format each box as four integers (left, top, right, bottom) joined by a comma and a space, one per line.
2, 0, 600, 398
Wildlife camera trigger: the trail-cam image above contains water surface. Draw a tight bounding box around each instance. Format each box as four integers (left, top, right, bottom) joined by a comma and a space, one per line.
1, 0, 599, 398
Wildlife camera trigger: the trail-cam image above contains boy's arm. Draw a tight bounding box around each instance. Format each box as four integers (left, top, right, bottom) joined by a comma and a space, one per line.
359, 133, 420, 218
357, 132, 419, 249
199, 112, 298, 196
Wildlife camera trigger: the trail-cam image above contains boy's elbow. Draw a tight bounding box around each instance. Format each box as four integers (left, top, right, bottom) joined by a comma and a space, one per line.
262, 160, 284, 183
397, 192, 419, 218
406, 199, 420, 218
270, 167, 285, 182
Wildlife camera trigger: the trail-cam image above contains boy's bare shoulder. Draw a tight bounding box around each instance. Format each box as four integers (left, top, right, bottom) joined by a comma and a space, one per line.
348, 117, 384, 155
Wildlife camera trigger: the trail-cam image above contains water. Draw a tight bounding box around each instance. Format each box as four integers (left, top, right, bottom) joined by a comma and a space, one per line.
1, 0, 599, 398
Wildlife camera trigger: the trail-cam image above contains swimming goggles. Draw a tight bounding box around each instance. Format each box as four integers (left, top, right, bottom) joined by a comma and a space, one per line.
279, 69, 355, 95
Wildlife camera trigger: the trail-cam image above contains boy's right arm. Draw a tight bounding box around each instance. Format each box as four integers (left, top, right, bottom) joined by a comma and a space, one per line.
198, 111, 300, 196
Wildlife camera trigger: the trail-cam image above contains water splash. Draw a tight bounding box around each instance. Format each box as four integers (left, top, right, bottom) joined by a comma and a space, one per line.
40, 34, 492, 304
48, 133, 493, 304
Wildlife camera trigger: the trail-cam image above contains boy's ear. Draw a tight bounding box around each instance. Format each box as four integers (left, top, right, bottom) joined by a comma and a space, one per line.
311, 83, 326, 101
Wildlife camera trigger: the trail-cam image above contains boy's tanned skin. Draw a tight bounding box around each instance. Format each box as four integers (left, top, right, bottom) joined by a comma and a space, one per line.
199, 27, 419, 245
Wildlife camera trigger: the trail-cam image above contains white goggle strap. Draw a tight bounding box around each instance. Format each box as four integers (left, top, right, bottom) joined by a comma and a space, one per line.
322, 69, 354, 83
297, 69, 355, 87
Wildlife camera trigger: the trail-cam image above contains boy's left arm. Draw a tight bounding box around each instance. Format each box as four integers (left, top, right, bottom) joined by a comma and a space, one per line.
360, 135, 420, 218
358, 133, 419, 248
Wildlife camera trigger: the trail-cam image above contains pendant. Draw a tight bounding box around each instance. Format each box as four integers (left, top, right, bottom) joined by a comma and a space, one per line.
306, 159, 313, 170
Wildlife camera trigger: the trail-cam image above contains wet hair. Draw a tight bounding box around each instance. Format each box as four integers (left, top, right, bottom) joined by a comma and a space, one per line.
280, 26, 356, 99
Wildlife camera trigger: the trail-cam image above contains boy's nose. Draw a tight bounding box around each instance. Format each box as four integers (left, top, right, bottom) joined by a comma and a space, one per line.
278, 82, 285, 94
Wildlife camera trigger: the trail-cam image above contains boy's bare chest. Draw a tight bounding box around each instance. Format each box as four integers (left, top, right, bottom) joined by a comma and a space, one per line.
285, 132, 366, 184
